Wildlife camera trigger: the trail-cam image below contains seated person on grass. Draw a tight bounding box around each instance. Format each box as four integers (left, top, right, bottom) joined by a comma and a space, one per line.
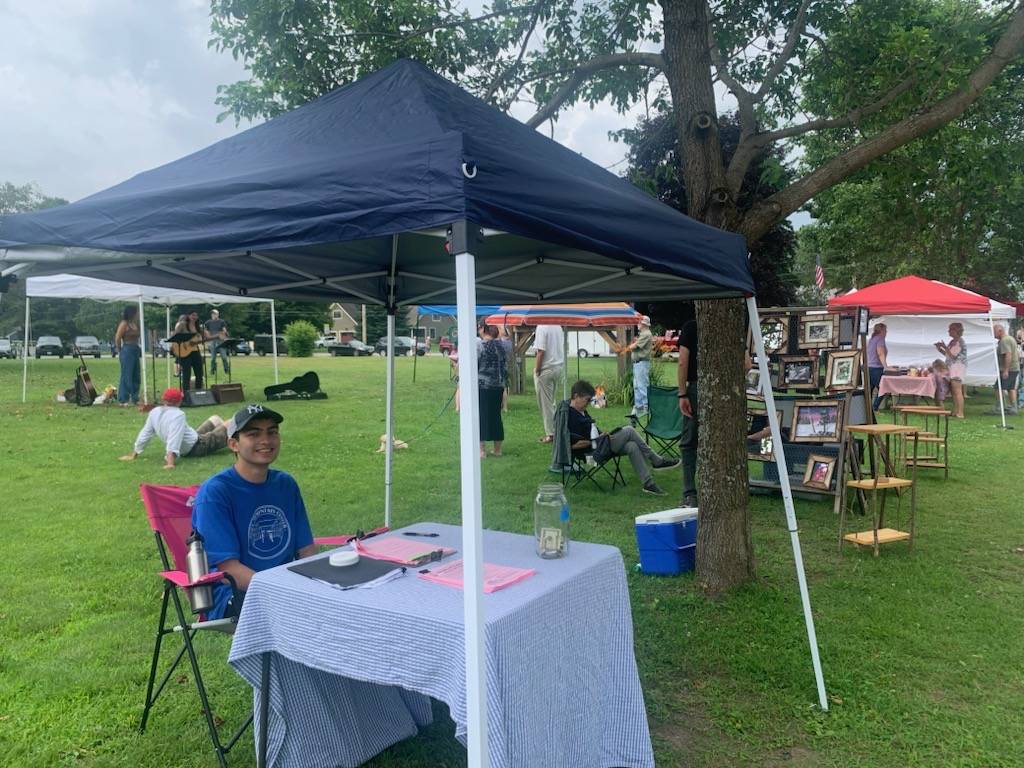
567, 379, 679, 496
191, 404, 318, 620
119, 387, 228, 469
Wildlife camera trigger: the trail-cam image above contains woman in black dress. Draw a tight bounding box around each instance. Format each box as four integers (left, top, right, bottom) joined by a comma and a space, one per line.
477, 323, 508, 457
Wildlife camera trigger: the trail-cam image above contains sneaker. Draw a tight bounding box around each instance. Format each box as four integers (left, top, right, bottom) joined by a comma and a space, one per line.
653, 457, 681, 471
682, 494, 698, 508
642, 480, 667, 496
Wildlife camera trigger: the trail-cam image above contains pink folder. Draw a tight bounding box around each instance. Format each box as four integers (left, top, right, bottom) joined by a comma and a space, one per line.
353, 536, 456, 566
417, 560, 536, 593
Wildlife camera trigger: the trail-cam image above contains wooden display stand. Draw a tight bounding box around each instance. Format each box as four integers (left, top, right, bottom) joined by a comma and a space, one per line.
891, 405, 950, 478
838, 423, 920, 556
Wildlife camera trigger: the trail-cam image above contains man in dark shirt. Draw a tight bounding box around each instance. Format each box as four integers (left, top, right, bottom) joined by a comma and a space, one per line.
204, 308, 231, 377
677, 320, 698, 507
568, 380, 678, 495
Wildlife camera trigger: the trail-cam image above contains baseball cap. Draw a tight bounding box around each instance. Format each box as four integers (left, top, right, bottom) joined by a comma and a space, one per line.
162, 387, 184, 406
228, 404, 284, 437
639, 315, 651, 326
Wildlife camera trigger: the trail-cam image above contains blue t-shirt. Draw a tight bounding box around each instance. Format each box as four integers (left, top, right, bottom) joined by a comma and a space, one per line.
192, 466, 314, 619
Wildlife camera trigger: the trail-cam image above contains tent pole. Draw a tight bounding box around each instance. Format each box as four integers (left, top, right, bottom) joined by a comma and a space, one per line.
562, 328, 568, 401
989, 314, 1008, 429
165, 308, 172, 388
454, 245, 490, 768
413, 312, 420, 382
747, 296, 829, 711
270, 301, 279, 384
384, 312, 396, 528
21, 296, 30, 403
138, 296, 147, 404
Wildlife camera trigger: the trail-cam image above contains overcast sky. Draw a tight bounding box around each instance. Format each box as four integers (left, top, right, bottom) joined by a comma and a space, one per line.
0, 0, 649, 203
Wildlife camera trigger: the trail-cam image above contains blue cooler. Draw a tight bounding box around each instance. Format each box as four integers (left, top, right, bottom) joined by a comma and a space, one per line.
635, 508, 699, 575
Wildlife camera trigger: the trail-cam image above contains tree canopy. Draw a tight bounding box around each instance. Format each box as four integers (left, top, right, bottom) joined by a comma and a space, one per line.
209, 0, 1024, 592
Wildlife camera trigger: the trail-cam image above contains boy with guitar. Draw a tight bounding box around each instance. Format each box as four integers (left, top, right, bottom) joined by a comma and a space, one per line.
172, 311, 205, 391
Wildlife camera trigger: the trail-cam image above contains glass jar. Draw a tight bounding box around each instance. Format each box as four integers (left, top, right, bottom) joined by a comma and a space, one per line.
534, 482, 569, 559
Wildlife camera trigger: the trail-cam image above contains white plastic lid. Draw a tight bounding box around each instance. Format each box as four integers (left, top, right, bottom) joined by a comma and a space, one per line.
635, 507, 698, 525
329, 549, 359, 567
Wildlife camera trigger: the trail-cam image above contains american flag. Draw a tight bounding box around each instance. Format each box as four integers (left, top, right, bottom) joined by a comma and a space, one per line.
814, 256, 826, 290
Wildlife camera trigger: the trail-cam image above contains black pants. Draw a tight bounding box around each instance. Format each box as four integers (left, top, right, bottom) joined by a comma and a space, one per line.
178, 351, 204, 390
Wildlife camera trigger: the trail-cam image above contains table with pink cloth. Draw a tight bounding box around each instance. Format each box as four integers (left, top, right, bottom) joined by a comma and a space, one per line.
878, 375, 937, 399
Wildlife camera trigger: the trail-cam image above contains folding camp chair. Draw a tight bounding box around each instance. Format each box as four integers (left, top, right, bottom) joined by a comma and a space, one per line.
138, 483, 250, 768
139, 484, 383, 766
638, 385, 682, 458
550, 400, 626, 491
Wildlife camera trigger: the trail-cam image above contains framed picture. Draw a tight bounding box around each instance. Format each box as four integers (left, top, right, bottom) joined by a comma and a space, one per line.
757, 316, 789, 356
802, 454, 837, 490
825, 349, 861, 391
790, 400, 844, 443
857, 307, 870, 337
745, 367, 762, 394
748, 435, 775, 462
797, 314, 838, 349
777, 355, 819, 390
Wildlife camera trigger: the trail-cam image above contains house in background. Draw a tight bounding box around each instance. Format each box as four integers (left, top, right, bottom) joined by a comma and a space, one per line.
405, 307, 453, 343
328, 303, 359, 338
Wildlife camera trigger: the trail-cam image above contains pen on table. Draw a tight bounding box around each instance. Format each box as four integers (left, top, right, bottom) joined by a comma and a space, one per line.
402, 531, 439, 537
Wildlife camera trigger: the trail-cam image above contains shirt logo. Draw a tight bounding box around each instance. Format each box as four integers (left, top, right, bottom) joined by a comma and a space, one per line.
247, 505, 291, 561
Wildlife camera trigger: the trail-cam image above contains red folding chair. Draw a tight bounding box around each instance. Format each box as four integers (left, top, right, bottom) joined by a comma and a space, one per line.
138, 483, 389, 767
138, 484, 248, 768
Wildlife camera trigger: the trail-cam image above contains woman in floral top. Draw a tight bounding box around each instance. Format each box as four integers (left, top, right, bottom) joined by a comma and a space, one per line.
934, 322, 967, 418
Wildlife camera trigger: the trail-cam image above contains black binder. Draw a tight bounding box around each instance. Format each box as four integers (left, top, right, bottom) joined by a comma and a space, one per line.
288, 554, 405, 589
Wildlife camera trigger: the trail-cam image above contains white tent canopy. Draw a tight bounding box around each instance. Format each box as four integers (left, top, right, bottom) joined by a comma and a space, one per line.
22, 274, 277, 403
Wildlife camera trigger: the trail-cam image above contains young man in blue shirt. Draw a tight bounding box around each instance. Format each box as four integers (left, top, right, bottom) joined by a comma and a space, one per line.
192, 404, 317, 619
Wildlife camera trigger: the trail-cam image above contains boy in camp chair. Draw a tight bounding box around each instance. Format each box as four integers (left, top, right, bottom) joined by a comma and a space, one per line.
561, 380, 679, 495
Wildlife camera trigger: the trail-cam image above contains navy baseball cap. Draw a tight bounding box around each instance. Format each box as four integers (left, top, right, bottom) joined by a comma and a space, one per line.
228, 404, 284, 437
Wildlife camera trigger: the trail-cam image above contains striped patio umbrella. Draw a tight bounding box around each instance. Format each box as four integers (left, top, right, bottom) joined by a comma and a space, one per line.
484, 302, 642, 327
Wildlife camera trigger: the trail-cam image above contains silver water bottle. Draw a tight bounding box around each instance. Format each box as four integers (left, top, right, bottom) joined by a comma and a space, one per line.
185, 530, 214, 614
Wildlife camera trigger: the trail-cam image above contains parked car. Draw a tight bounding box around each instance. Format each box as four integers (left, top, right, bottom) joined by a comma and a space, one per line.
35, 335, 64, 358
374, 336, 427, 356
232, 340, 252, 356
254, 334, 288, 356
72, 335, 102, 358
0, 339, 15, 359
328, 340, 373, 357
98, 340, 113, 357
152, 338, 171, 358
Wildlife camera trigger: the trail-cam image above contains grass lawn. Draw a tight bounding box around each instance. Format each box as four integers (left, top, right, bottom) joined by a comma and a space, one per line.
1, 353, 1022, 767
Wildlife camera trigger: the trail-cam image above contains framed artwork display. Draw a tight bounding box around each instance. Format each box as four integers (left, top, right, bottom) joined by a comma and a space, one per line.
797, 314, 838, 349
857, 307, 870, 337
802, 454, 837, 490
747, 406, 782, 461
748, 436, 775, 462
790, 400, 844, 443
746, 367, 762, 394
757, 316, 789, 356
825, 349, 861, 391
777, 355, 819, 390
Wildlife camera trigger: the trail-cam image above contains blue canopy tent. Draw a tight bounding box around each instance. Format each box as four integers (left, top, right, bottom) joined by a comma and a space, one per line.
0, 59, 826, 763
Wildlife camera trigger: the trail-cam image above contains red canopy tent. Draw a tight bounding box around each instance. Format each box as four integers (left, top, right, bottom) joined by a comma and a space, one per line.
828, 275, 990, 314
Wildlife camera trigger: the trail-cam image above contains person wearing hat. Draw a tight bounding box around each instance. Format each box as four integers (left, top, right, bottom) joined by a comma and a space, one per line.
190, 404, 317, 620
118, 387, 228, 469
617, 315, 654, 416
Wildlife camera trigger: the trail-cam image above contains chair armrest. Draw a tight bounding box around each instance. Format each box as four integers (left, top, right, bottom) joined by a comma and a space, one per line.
160, 569, 226, 588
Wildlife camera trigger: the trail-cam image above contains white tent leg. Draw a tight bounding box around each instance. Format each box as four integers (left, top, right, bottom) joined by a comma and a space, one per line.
455, 249, 490, 768
21, 296, 30, 402
165, 308, 172, 388
138, 296, 148, 404
562, 328, 568, 401
384, 312, 396, 528
989, 314, 1007, 428
747, 296, 829, 711
270, 300, 279, 384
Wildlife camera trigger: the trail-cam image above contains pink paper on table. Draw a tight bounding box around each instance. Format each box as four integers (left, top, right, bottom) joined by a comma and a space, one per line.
417, 559, 536, 593
353, 535, 456, 565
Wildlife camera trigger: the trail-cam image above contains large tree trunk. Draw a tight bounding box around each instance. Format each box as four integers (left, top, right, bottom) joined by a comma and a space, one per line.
662, 0, 754, 594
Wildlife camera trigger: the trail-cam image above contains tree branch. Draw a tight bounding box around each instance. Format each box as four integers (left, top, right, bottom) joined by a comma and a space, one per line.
753, 0, 813, 102
484, 3, 544, 103
329, 4, 541, 42
739, 5, 1024, 242
524, 51, 665, 128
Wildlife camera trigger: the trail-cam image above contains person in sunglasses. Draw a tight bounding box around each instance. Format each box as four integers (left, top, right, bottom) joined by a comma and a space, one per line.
191, 404, 317, 619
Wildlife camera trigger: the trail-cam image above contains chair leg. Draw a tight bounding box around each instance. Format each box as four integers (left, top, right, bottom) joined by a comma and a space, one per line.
140, 585, 172, 733
167, 588, 231, 768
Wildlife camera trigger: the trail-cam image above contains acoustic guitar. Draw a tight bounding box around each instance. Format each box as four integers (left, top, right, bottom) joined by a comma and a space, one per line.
73, 347, 99, 401
170, 331, 202, 358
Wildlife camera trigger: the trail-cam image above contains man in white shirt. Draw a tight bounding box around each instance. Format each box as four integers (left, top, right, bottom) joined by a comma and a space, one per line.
533, 324, 564, 443
119, 387, 228, 469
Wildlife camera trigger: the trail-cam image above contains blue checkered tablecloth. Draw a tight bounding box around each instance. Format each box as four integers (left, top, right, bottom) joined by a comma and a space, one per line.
229, 523, 655, 768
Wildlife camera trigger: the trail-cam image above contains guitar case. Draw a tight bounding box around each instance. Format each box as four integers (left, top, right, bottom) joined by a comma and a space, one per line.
64, 365, 96, 406
264, 371, 327, 401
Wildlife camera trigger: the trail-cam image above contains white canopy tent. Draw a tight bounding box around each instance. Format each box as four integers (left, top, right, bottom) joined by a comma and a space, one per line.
22, 274, 276, 403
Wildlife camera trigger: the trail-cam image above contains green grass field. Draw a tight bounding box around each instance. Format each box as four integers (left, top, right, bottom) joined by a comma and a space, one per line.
1, 353, 1022, 767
